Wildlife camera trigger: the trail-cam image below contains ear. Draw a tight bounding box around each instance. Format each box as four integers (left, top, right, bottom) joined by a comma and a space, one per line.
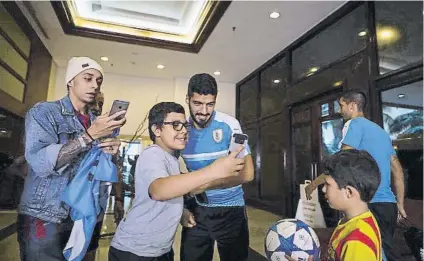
152, 124, 161, 138
345, 186, 356, 199
68, 80, 74, 87
185, 95, 189, 105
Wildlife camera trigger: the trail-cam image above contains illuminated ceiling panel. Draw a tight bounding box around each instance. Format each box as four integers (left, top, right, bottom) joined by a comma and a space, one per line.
51, 0, 231, 53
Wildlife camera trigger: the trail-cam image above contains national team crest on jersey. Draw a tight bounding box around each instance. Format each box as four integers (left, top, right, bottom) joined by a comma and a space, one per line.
212, 128, 223, 143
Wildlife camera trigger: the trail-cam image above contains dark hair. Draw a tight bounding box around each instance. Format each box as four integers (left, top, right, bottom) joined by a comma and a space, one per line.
340, 90, 367, 111
321, 149, 380, 202
148, 102, 185, 142
187, 73, 218, 97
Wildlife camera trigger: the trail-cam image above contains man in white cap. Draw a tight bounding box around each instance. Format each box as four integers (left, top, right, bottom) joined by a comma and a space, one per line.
17, 57, 126, 261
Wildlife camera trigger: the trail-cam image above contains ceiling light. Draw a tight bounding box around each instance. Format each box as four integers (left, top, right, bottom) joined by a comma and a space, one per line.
157, 64, 165, 69
358, 31, 367, 37
214, 71, 221, 76
273, 79, 281, 84
309, 67, 319, 73
100, 56, 109, 61
333, 81, 343, 87
376, 26, 400, 45
269, 12, 280, 19
398, 93, 406, 99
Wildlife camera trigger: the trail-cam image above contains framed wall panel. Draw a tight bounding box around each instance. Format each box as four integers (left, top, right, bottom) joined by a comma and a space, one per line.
0, 66, 25, 101
0, 35, 28, 78
375, 1, 423, 74
291, 4, 367, 81
260, 56, 288, 118
0, 4, 30, 58
238, 76, 259, 125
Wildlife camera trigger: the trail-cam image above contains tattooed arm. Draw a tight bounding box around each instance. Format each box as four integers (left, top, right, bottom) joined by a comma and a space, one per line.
55, 133, 93, 169
25, 106, 94, 177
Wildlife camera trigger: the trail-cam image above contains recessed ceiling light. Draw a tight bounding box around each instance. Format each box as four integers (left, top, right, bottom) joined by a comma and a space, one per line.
398, 93, 406, 99
157, 64, 165, 69
376, 26, 400, 44
333, 81, 343, 87
270, 12, 280, 19
214, 71, 221, 76
100, 56, 109, 61
309, 67, 319, 73
273, 79, 281, 84
358, 31, 367, 37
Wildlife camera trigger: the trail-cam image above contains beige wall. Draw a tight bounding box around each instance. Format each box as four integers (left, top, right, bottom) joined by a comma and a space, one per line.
53, 67, 236, 136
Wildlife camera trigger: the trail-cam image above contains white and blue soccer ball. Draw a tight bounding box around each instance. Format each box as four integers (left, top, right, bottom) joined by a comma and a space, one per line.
264, 219, 321, 261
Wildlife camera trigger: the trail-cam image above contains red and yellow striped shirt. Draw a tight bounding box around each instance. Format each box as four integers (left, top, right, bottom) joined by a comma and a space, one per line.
327, 211, 382, 261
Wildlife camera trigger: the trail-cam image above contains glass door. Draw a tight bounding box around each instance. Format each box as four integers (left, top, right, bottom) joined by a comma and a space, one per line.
290, 92, 343, 226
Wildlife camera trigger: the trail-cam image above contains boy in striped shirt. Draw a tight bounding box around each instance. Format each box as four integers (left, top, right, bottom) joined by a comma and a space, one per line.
288, 149, 382, 261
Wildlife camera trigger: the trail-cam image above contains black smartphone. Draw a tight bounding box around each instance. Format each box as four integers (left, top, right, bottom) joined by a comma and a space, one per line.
109, 100, 129, 120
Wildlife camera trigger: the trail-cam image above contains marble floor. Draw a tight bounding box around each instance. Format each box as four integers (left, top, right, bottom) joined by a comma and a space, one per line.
0, 197, 282, 261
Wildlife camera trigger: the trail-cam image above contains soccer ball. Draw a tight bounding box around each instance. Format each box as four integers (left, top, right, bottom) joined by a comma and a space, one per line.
264, 219, 320, 261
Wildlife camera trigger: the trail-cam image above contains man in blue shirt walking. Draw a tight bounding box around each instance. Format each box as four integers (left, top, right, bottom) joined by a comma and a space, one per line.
180, 73, 254, 261
306, 91, 406, 261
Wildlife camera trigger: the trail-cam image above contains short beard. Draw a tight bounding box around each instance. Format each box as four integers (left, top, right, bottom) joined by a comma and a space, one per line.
189, 104, 211, 128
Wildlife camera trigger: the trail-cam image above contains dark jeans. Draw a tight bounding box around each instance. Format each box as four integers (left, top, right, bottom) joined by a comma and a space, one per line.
17, 214, 73, 261
180, 206, 249, 261
109, 246, 174, 261
17, 214, 103, 261
369, 202, 400, 261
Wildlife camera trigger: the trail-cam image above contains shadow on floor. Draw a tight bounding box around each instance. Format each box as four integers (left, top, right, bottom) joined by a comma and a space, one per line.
248, 247, 268, 261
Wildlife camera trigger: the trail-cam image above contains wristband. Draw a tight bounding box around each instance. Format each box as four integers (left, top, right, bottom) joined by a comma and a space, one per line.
85, 131, 95, 142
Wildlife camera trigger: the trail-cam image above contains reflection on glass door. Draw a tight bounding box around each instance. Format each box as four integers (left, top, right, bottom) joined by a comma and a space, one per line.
321, 118, 344, 158
380, 80, 423, 200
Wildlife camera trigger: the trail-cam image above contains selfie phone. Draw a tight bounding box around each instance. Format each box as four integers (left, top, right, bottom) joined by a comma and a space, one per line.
109, 100, 129, 120
229, 133, 248, 158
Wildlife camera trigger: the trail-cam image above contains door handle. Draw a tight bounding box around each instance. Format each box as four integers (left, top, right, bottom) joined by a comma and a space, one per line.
310, 163, 314, 181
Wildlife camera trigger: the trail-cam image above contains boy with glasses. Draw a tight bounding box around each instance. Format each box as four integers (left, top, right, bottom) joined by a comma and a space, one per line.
109, 102, 245, 261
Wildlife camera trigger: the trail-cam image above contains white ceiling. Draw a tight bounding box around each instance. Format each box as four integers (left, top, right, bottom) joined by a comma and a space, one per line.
72, 0, 207, 38
21, 1, 346, 83
381, 81, 423, 107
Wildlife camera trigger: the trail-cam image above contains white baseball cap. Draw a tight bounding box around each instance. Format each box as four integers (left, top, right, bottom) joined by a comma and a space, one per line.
65, 57, 104, 85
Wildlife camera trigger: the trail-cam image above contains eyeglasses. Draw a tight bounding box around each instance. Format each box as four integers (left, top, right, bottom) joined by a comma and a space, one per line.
163, 121, 191, 131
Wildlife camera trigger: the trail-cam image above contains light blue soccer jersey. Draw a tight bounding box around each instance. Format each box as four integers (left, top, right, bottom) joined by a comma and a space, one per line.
181, 111, 251, 207
341, 117, 397, 203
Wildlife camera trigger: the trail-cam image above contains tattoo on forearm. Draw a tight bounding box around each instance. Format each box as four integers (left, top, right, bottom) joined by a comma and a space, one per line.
55, 135, 91, 169
392, 155, 400, 164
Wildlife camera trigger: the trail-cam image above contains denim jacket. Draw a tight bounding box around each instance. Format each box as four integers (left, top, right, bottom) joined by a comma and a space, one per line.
19, 95, 96, 223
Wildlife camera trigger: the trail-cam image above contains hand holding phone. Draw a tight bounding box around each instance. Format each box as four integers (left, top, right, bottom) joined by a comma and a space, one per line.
109, 100, 130, 120
229, 133, 248, 159
87, 100, 129, 140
